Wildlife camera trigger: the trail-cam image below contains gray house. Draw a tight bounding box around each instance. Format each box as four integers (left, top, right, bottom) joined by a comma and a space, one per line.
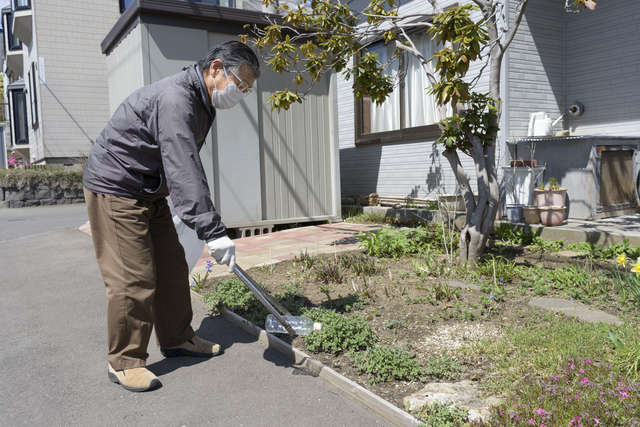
101, 0, 341, 233
2, 0, 119, 166
338, 0, 640, 219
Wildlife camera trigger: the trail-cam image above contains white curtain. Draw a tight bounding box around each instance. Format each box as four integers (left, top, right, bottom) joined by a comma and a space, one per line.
369, 43, 401, 133
404, 34, 441, 128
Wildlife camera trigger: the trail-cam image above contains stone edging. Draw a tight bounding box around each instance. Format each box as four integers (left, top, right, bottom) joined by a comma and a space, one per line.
219, 307, 419, 426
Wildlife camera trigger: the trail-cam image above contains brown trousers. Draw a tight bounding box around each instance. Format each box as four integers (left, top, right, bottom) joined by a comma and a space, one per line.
84, 188, 195, 370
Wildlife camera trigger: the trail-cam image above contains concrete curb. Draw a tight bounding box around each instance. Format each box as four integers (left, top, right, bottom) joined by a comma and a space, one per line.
218, 307, 419, 427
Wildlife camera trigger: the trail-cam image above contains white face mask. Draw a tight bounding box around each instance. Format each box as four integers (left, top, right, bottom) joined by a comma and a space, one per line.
212, 68, 247, 109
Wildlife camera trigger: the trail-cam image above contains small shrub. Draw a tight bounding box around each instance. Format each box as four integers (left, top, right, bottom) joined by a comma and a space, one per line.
532, 236, 564, 253
0, 167, 83, 189
384, 317, 407, 329
431, 282, 460, 302
344, 212, 387, 224
314, 263, 344, 284
493, 223, 535, 246
414, 403, 470, 427
424, 353, 462, 380
353, 345, 424, 384
339, 253, 379, 276
475, 255, 518, 283
294, 250, 316, 270
302, 308, 377, 354
204, 278, 254, 311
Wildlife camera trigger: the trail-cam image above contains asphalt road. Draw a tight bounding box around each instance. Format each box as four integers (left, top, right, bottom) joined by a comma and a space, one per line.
0, 207, 388, 426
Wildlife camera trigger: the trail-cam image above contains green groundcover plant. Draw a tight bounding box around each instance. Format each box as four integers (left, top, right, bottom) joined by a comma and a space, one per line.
352, 345, 424, 384
491, 358, 640, 426
302, 307, 377, 354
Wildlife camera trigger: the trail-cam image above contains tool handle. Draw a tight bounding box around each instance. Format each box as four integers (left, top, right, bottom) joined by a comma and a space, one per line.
232, 265, 296, 336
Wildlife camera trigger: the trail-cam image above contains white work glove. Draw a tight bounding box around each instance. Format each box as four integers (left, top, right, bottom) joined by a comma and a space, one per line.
207, 236, 236, 273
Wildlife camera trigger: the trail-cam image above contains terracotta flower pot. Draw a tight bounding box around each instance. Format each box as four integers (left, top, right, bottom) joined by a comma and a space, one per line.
534, 188, 567, 207
523, 206, 540, 224
539, 206, 565, 226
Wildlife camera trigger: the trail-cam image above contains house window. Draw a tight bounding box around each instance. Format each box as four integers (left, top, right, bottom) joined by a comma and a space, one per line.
13, 0, 30, 11
355, 34, 442, 144
29, 63, 38, 128
10, 89, 29, 145
3, 11, 21, 51
119, 0, 134, 13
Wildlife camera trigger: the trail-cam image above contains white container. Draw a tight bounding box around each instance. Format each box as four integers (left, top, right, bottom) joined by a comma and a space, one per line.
501, 166, 546, 206
528, 112, 553, 137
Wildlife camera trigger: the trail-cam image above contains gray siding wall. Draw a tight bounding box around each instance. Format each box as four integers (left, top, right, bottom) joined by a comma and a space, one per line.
35, 0, 119, 158
507, 0, 565, 139
105, 24, 145, 115
507, 1, 640, 138
565, 2, 640, 136
339, 0, 484, 200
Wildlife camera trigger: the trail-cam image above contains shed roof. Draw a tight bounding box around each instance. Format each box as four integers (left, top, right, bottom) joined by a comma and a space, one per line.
101, 0, 279, 55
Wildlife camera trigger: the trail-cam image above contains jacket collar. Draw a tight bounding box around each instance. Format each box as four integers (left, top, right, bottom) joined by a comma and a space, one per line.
186, 65, 215, 120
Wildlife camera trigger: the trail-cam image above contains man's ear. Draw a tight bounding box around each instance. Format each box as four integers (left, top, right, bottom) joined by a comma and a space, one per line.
209, 59, 223, 76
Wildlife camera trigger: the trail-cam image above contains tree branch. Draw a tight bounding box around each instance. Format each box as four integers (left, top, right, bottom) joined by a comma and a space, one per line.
503, 0, 530, 52
395, 30, 438, 86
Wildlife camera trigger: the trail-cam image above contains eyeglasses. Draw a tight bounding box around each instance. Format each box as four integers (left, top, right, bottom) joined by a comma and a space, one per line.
225, 66, 253, 94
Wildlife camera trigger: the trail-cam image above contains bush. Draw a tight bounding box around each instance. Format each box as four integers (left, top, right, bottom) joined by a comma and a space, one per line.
293, 250, 316, 270
302, 307, 377, 354
203, 278, 254, 311
475, 255, 518, 283
338, 253, 379, 276
493, 223, 535, 246
424, 353, 462, 380
358, 225, 455, 259
414, 403, 470, 427
314, 263, 345, 284
491, 358, 640, 426
353, 345, 424, 384
0, 167, 83, 189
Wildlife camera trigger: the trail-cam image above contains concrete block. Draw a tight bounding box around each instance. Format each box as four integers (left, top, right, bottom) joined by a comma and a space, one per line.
8, 200, 25, 208
34, 184, 51, 200
5, 189, 30, 201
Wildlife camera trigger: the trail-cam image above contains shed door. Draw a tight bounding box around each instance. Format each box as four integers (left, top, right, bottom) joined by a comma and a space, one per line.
600, 150, 636, 208
259, 71, 334, 221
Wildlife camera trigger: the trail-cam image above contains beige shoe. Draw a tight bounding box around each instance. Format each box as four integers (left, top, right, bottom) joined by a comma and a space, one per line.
161, 335, 222, 358
108, 363, 161, 392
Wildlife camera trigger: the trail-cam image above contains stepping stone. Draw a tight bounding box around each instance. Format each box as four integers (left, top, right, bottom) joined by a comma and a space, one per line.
447, 280, 482, 291
556, 250, 585, 259
403, 380, 501, 423
528, 297, 622, 325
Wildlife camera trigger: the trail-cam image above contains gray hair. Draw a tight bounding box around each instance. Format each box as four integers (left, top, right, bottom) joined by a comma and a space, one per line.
198, 41, 260, 79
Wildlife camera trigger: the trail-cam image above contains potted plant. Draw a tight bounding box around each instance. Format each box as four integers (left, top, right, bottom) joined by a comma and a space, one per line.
539, 205, 566, 226
523, 206, 540, 224
534, 177, 567, 207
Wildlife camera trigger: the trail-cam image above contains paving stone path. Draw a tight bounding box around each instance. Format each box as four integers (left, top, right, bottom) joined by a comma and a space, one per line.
528, 296, 622, 325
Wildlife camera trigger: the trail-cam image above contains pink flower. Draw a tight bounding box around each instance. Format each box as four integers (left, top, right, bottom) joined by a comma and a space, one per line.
580, 377, 589, 385
529, 418, 536, 425
594, 419, 600, 425
570, 363, 576, 370
579, 368, 585, 374
536, 408, 544, 416
585, 358, 592, 364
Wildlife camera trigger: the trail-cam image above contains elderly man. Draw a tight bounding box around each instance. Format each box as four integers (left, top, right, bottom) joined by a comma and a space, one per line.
83, 41, 259, 392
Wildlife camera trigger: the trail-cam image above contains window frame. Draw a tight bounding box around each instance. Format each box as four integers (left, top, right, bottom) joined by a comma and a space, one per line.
354, 36, 441, 146
118, 0, 134, 13
12, 0, 31, 11
10, 89, 29, 145
3, 10, 22, 51
29, 62, 39, 128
